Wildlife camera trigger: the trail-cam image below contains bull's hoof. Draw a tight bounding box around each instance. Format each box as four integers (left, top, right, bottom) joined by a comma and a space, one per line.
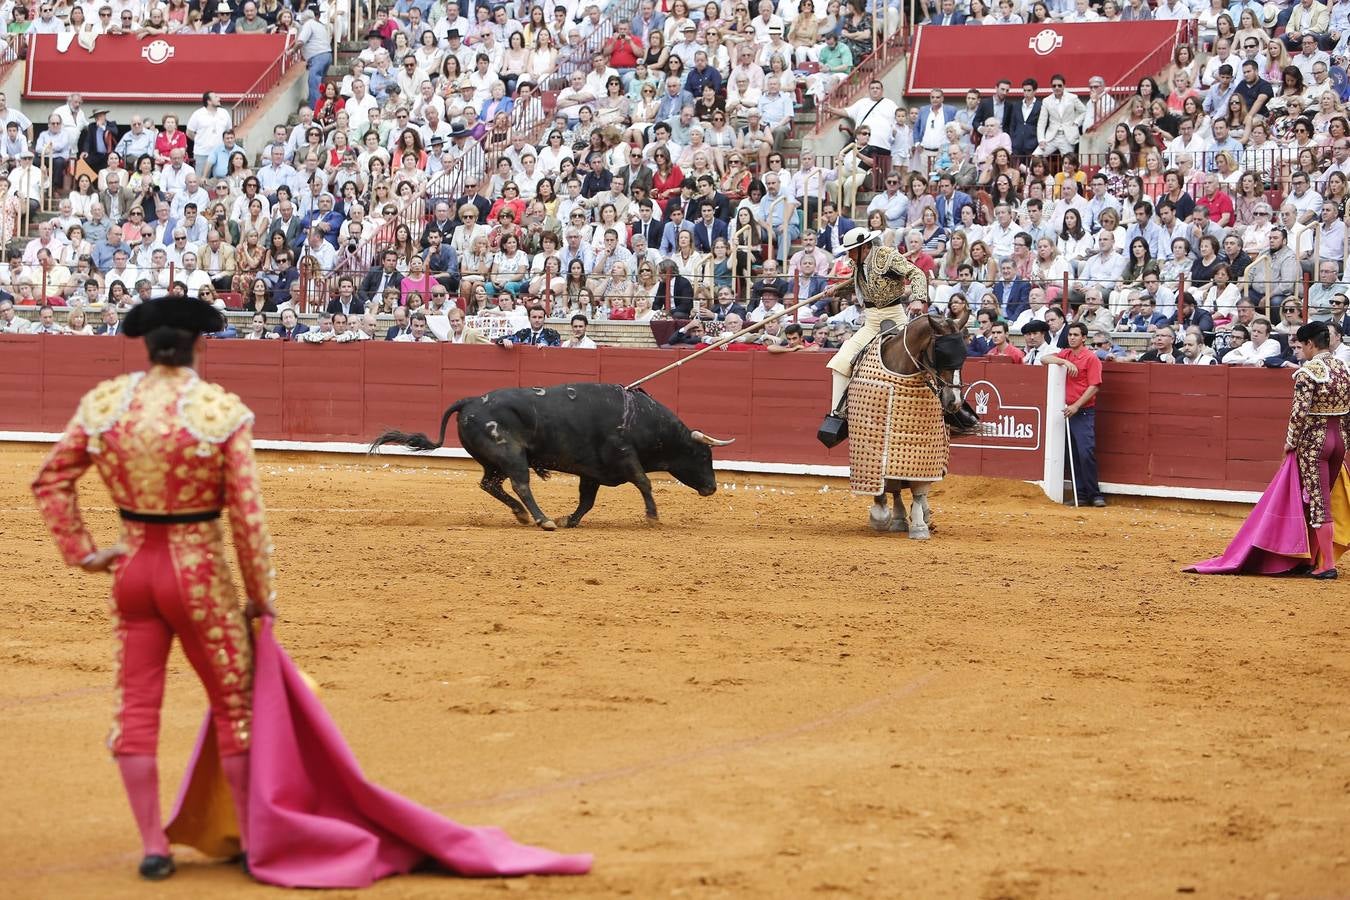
538, 519, 557, 531
644, 515, 660, 526
867, 504, 892, 532
908, 525, 930, 541
512, 510, 532, 525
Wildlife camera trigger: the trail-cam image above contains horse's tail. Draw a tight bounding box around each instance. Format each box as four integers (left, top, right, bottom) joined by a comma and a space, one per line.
369, 399, 467, 454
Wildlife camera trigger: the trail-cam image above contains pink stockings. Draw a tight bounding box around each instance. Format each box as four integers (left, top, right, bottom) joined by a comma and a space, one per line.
116, 752, 251, 858
116, 755, 168, 857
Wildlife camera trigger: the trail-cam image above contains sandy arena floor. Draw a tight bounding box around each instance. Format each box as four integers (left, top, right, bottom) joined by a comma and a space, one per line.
1, 443, 1348, 899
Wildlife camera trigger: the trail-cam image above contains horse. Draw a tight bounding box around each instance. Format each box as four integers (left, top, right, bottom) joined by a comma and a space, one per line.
859, 313, 972, 540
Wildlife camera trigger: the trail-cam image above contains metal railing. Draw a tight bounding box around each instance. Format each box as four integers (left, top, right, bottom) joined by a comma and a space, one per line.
228, 36, 301, 130
813, 0, 916, 136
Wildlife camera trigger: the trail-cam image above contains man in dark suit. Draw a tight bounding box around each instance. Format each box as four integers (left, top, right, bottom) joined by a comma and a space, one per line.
385, 307, 411, 341
989, 259, 1031, 320
359, 248, 403, 304
268, 199, 304, 247
95, 306, 122, 336
691, 202, 729, 252
501, 305, 562, 346
451, 182, 491, 226
653, 260, 695, 318
817, 202, 855, 255
630, 199, 664, 250
933, 174, 974, 232
579, 153, 613, 198
1045, 306, 1070, 348
1168, 292, 1216, 343
420, 199, 455, 248
616, 154, 653, 195
695, 175, 732, 222
206, 2, 236, 33
931, 0, 967, 25
79, 108, 120, 173
1008, 78, 1042, 158
272, 308, 310, 341
326, 275, 365, 316
975, 80, 1014, 140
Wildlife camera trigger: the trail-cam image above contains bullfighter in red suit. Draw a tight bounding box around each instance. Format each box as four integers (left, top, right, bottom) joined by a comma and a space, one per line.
32, 298, 273, 880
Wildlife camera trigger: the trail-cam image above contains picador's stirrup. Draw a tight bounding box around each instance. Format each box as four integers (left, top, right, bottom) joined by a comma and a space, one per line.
820, 381, 849, 447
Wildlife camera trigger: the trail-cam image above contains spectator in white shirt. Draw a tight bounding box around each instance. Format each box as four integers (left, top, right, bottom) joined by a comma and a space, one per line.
1224, 316, 1283, 364
562, 314, 598, 348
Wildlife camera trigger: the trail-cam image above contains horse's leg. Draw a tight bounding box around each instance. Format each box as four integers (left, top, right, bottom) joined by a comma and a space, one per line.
886, 482, 908, 533
908, 482, 932, 541
868, 491, 892, 531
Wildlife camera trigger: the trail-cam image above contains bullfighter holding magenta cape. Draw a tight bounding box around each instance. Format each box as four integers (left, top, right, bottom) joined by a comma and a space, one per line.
1189, 326, 1350, 577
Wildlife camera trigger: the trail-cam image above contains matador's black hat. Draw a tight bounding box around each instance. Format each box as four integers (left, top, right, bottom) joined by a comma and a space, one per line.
123, 298, 226, 338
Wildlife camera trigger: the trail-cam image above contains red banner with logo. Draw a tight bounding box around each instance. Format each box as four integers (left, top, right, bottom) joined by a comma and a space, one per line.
23, 33, 293, 102
906, 22, 1184, 96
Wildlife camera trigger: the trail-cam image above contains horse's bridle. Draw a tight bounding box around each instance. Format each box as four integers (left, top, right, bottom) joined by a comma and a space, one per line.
882, 315, 961, 401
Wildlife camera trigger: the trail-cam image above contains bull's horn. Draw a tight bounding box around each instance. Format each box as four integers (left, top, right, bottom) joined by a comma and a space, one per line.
692, 430, 735, 447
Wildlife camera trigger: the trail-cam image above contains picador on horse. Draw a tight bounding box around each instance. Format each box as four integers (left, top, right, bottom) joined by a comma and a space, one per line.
818, 227, 976, 539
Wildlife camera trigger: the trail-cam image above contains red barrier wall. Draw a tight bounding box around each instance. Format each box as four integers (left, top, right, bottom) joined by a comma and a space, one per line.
23, 34, 292, 102
1096, 361, 1286, 494
0, 336, 1294, 493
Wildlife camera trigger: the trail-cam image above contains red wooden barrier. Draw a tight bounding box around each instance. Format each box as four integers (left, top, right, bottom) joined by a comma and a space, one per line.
0, 336, 1297, 495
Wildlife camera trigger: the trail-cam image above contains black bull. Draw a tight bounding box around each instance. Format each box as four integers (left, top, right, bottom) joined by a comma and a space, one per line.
370, 383, 734, 530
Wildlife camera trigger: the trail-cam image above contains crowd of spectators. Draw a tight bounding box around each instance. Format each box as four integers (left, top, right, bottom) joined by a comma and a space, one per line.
0, 0, 912, 350
873, 0, 1350, 366
5, 0, 1350, 366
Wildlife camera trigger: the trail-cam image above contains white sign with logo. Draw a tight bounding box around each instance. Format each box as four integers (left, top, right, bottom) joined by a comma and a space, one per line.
952, 380, 1042, 451
1028, 28, 1063, 56
141, 40, 176, 64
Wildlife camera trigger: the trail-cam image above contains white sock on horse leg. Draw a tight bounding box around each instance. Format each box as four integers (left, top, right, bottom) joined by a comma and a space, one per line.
830, 372, 849, 411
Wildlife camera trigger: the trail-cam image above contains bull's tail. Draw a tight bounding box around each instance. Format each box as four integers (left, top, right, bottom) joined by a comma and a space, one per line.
369, 399, 469, 454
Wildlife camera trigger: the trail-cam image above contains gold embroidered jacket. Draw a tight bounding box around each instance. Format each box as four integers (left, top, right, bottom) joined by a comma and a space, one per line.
855, 245, 927, 309
31, 367, 276, 609
1286, 353, 1350, 449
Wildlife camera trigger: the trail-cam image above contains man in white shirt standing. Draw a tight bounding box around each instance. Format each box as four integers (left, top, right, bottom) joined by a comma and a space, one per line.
826, 80, 899, 185
186, 92, 232, 173
51, 92, 87, 145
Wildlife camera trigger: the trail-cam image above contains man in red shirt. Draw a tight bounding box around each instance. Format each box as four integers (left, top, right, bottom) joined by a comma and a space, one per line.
1199, 173, 1235, 228
986, 320, 1025, 363
1043, 321, 1105, 506
604, 20, 643, 79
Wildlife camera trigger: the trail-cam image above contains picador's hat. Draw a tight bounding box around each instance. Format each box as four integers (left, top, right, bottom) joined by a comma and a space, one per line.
123, 298, 225, 337
838, 226, 880, 253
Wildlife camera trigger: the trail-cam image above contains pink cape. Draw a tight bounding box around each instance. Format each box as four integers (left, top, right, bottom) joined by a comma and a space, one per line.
166, 617, 592, 888
1186, 453, 1350, 575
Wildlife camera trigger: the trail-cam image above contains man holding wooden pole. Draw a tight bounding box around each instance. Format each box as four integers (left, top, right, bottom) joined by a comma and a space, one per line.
824, 227, 930, 414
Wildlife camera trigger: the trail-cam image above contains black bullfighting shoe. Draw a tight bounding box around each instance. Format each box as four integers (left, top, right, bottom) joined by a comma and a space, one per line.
138, 854, 176, 881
